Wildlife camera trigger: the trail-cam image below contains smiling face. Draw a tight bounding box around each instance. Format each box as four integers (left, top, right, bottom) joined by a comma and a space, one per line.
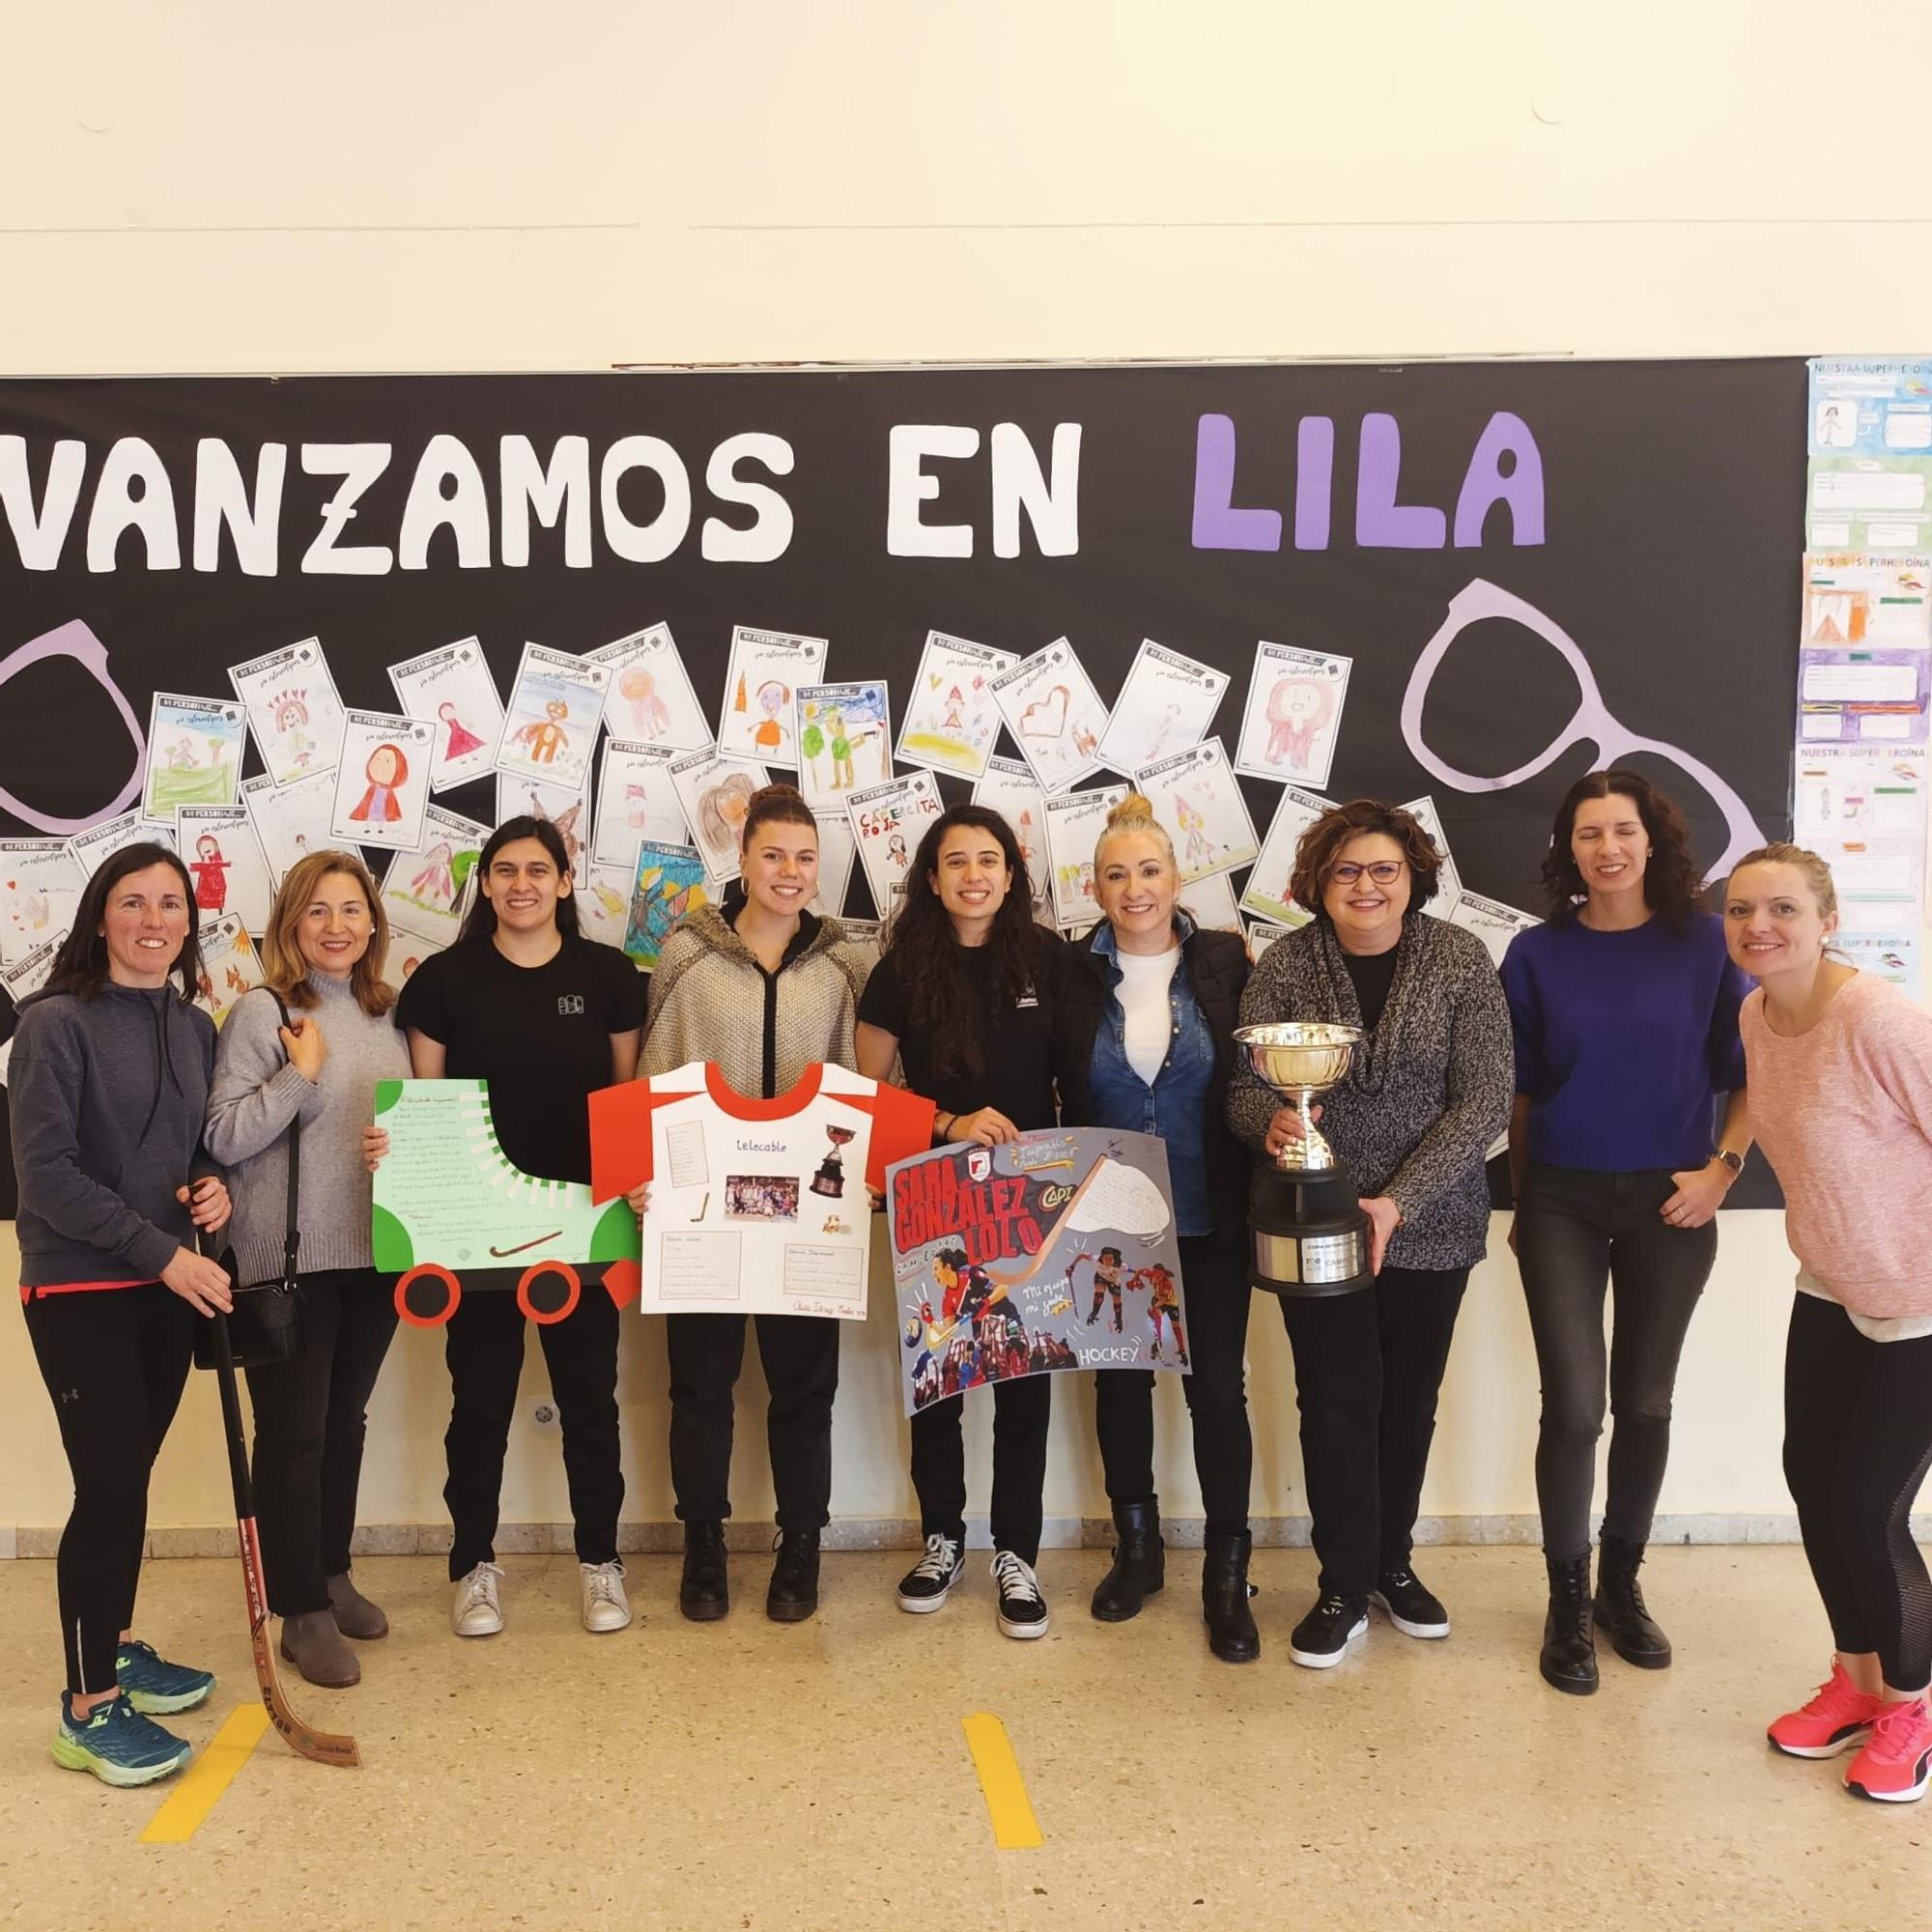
1094, 830, 1177, 950
481, 836, 568, 936
1321, 832, 1411, 954
741, 817, 818, 921
1570, 792, 1649, 907
99, 862, 191, 988
928, 823, 1013, 942
298, 868, 376, 980
1723, 861, 1835, 983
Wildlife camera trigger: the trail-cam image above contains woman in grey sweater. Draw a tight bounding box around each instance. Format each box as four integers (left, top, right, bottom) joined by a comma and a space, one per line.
206, 850, 409, 1689
1228, 799, 1512, 1668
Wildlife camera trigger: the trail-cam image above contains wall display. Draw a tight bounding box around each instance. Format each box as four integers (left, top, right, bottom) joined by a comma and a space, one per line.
589, 1061, 935, 1321
1244, 921, 1293, 962
1400, 793, 1465, 909
895, 630, 1017, 779
717, 625, 829, 766
810, 809, 857, 918
990, 638, 1109, 795
796, 680, 893, 808
1044, 784, 1128, 928
495, 642, 609, 790
1810, 358, 1932, 457
329, 710, 435, 850
228, 639, 347, 785
1096, 639, 1227, 777
1134, 738, 1258, 882
379, 927, 446, 1000
1239, 782, 1330, 928
1802, 554, 1932, 649
178, 804, 274, 935
591, 738, 686, 874
1444, 890, 1541, 969
585, 623, 712, 752
573, 859, 639, 956
387, 637, 507, 792
191, 913, 264, 1028
1234, 641, 1351, 788
1806, 457, 1932, 554
621, 840, 710, 969
241, 767, 338, 887
970, 756, 1052, 908
141, 693, 246, 822
0, 839, 86, 966
0, 937, 60, 1007
67, 808, 173, 879
668, 748, 769, 883
847, 770, 943, 915
887, 1128, 1187, 1416
494, 771, 591, 876
1794, 746, 1927, 843
1174, 867, 1243, 936
380, 802, 486, 949
1797, 645, 1929, 744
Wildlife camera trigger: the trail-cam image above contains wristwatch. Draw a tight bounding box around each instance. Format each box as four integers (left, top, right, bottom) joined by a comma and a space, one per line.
1714, 1149, 1745, 1178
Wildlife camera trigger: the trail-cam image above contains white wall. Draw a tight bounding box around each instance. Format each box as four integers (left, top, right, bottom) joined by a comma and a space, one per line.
3, 0, 1921, 1543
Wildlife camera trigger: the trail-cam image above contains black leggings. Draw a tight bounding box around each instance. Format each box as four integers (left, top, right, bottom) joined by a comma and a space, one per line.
244, 1268, 398, 1616
1784, 1293, 1932, 1690
909, 1374, 1052, 1564
1516, 1163, 1716, 1560
1093, 1236, 1253, 1537
23, 1285, 196, 1695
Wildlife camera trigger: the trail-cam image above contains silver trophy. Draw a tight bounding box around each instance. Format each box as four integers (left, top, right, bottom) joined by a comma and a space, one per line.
1233, 1021, 1373, 1294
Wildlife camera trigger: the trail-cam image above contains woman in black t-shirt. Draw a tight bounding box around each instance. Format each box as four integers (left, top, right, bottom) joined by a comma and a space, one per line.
856, 806, 1072, 1640
395, 817, 645, 1643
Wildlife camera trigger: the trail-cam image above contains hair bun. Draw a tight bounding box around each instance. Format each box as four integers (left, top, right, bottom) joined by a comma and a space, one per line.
750, 781, 807, 808
1104, 791, 1158, 833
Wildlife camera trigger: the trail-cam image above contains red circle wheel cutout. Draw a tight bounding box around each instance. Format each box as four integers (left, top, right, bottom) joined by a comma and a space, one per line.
518, 1260, 582, 1324
396, 1264, 461, 1328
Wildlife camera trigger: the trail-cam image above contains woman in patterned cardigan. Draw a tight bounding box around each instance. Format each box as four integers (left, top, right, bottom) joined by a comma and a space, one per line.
1227, 799, 1512, 1669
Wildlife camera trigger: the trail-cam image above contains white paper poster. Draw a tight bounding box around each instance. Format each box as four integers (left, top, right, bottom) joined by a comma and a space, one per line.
1096, 639, 1228, 777
177, 806, 275, 936
1803, 555, 1932, 650
192, 914, 265, 1030
1794, 746, 1928, 843
329, 711, 436, 851
1244, 921, 1293, 962
968, 757, 1052, 909
989, 639, 1109, 795
1400, 794, 1465, 911
574, 859, 641, 956
380, 803, 488, 949
895, 630, 1018, 780
141, 694, 247, 823
0, 839, 87, 967
1176, 868, 1244, 937
242, 768, 339, 887
668, 749, 771, 884
1445, 890, 1541, 969
496, 643, 610, 790
1240, 782, 1330, 928
229, 639, 348, 786
585, 623, 713, 752
494, 773, 592, 878
592, 740, 688, 874
1044, 784, 1129, 928
717, 626, 830, 767
387, 638, 508, 792
810, 810, 858, 918
0, 936, 61, 1009
1234, 642, 1352, 789
846, 771, 944, 915
67, 810, 176, 880
1134, 739, 1258, 883
796, 681, 894, 809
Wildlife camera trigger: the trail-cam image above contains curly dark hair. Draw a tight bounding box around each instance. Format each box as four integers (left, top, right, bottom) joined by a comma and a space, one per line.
1289, 799, 1443, 921
1539, 769, 1703, 929
880, 805, 1046, 1082
42, 841, 207, 1005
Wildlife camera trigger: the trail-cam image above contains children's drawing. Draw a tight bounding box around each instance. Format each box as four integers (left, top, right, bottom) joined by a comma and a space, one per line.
1095, 639, 1228, 778
241, 769, 338, 888
1239, 782, 1332, 928
330, 712, 435, 851
989, 639, 1109, 795
1043, 785, 1128, 928
1234, 642, 1352, 789
797, 681, 893, 808
585, 624, 714, 753
495, 774, 592, 877
716, 626, 829, 767
495, 643, 610, 790
845, 771, 943, 916
969, 757, 1053, 910
623, 841, 712, 969
592, 740, 688, 873
1135, 740, 1258, 883
382, 804, 487, 948
66, 810, 173, 880
141, 696, 246, 821
178, 806, 274, 935
668, 750, 771, 883
895, 631, 1018, 780
0, 840, 87, 969
387, 637, 507, 791
229, 639, 349, 787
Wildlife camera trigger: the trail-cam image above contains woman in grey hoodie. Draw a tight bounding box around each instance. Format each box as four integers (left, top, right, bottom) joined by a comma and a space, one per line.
13, 843, 234, 1788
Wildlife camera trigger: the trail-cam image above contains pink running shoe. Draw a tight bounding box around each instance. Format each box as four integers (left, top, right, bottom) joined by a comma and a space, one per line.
1845, 1696, 1932, 1804
1767, 1662, 1886, 1759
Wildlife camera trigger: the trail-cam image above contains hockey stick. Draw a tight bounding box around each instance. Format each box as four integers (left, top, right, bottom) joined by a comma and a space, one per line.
204, 1277, 361, 1769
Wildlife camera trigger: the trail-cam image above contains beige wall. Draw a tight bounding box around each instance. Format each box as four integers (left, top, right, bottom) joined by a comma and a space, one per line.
3, 0, 1922, 1543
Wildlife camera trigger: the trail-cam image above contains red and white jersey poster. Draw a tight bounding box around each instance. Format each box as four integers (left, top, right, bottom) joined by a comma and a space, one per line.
589, 1061, 934, 1320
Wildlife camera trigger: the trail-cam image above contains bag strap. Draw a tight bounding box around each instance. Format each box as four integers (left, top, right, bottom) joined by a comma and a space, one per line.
270, 989, 302, 1291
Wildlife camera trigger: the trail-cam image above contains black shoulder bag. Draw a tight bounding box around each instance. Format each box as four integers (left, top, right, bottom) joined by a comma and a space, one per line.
194, 990, 306, 1372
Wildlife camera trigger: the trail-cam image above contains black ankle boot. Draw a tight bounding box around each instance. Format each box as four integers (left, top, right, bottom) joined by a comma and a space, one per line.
1201, 1528, 1261, 1663
766, 1528, 821, 1624
680, 1520, 728, 1622
1594, 1532, 1671, 1668
1540, 1551, 1598, 1695
1091, 1499, 1165, 1622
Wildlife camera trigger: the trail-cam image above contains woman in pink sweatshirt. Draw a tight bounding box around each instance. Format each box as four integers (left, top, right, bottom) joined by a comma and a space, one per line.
1725, 841, 1932, 1804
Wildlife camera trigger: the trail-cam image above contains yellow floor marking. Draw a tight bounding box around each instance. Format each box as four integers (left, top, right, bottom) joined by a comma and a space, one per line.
960, 1712, 1043, 1849
138, 1702, 271, 1843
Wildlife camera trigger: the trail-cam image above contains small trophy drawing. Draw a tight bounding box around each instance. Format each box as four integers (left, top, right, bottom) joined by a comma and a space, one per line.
810, 1123, 856, 1199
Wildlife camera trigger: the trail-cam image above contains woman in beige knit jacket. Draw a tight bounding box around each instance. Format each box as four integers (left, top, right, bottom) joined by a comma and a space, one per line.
640, 783, 869, 1626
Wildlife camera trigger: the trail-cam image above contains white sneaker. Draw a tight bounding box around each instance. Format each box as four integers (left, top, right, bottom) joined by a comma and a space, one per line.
451, 1561, 505, 1637
991, 1549, 1050, 1640
580, 1559, 633, 1634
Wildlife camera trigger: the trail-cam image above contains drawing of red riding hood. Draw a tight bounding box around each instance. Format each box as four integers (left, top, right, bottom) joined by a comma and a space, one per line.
350, 742, 409, 823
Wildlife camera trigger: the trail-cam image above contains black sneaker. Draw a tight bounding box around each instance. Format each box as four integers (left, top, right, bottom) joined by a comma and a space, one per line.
991, 1549, 1050, 1640
896, 1533, 963, 1613
1372, 1567, 1450, 1639
1289, 1592, 1369, 1669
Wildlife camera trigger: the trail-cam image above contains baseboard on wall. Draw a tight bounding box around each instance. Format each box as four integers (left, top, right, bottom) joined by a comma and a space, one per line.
7, 1512, 1909, 1560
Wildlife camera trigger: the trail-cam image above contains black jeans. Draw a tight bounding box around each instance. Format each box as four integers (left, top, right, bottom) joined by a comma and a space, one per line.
909, 1374, 1053, 1564
1784, 1293, 1932, 1690
665, 1312, 841, 1533
244, 1267, 398, 1616
442, 1286, 623, 1580
23, 1284, 196, 1695
1093, 1236, 1254, 1537
1516, 1162, 1716, 1561
1275, 1264, 1469, 1598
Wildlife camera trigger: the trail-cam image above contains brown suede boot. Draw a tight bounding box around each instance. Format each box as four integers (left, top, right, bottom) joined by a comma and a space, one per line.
280, 1609, 361, 1689
327, 1571, 389, 1640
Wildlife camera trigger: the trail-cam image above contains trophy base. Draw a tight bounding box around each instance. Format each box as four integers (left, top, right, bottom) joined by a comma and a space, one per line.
1247, 1168, 1373, 1297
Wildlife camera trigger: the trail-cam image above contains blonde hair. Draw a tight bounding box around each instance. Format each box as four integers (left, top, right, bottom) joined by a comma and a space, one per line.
1094, 792, 1179, 877
1724, 841, 1839, 923
261, 849, 395, 1017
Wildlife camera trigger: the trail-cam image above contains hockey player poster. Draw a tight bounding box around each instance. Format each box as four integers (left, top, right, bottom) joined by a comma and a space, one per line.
886, 1128, 1188, 1417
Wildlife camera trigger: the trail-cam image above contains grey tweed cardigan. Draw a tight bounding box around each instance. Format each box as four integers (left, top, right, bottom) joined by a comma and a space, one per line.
1226, 913, 1514, 1271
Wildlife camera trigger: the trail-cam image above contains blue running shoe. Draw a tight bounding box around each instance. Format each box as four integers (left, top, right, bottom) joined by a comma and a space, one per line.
50, 1691, 193, 1787
116, 1639, 214, 1715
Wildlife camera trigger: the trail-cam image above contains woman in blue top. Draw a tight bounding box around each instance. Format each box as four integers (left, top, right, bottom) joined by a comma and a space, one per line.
1502, 770, 1750, 1697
